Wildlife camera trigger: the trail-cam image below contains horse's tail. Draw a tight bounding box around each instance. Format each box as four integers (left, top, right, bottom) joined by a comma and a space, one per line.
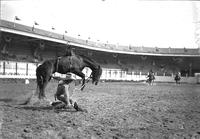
36, 65, 43, 84
36, 75, 44, 89
36, 66, 44, 98
36, 74, 44, 98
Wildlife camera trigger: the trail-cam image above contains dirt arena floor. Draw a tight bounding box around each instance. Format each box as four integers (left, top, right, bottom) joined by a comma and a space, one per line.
0, 80, 200, 139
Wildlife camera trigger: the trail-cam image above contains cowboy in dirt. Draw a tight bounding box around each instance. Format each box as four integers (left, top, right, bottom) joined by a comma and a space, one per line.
52, 73, 84, 112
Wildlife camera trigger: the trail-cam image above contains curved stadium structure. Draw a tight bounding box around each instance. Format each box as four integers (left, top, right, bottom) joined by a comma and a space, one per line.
0, 19, 200, 83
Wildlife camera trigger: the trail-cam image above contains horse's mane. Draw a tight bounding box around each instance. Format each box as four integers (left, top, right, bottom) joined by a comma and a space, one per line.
78, 54, 99, 69
78, 54, 96, 63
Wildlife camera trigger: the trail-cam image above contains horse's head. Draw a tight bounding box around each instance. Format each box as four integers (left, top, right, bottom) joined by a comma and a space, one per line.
91, 65, 102, 85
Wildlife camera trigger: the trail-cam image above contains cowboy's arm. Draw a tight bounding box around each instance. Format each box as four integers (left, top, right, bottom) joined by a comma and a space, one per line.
52, 76, 60, 81
54, 87, 59, 101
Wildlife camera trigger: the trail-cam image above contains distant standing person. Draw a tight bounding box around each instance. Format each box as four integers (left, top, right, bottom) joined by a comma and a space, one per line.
174, 72, 181, 84
147, 70, 155, 85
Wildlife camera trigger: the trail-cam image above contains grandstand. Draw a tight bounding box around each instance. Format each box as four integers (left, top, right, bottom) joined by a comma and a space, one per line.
0, 19, 200, 83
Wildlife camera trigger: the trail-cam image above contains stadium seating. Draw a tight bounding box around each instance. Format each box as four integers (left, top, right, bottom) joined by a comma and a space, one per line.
1, 19, 200, 83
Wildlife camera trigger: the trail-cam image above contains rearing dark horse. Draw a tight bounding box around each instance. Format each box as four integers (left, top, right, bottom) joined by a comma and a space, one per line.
36, 54, 102, 99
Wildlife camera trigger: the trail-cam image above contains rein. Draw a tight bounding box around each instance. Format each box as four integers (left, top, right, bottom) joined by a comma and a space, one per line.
55, 57, 61, 72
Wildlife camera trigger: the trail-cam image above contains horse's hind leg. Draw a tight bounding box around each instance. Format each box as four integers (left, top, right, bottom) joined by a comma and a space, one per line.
38, 77, 50, 99
37, 76, 44, 99
38, 83, 45, 99
41, 81, 47, 98
41, 76, 51, 98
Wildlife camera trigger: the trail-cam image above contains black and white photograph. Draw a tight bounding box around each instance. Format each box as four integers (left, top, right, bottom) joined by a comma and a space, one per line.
0, 0, 200, 138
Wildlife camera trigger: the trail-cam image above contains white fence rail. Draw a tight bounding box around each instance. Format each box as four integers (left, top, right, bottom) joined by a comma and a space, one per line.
0, 61, 37, 79
0, 61, 198, 84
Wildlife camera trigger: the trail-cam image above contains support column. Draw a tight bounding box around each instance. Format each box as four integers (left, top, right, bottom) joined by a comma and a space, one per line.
15, 62, 17, 75
26, 63, 28, 76
3, 62, 5, 75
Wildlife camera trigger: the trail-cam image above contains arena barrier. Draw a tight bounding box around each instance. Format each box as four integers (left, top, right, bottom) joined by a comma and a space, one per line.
154, 76, 197, 84
0, 61, 198, 84
0, 61, 36, 79
100, 68, 198, 84
195, 73, 200, 84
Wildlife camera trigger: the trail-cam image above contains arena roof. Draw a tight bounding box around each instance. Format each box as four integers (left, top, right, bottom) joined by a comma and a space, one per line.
1, 19, 200, 57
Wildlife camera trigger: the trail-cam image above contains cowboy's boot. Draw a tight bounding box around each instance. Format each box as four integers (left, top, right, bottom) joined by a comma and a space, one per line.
73, 102, 87, 112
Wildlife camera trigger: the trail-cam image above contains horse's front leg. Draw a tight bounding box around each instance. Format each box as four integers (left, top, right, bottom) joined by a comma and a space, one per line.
80, 77, 86, 91
39, 75, 51, 100
41, 80, 49, 98
74, 71, 85, 91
